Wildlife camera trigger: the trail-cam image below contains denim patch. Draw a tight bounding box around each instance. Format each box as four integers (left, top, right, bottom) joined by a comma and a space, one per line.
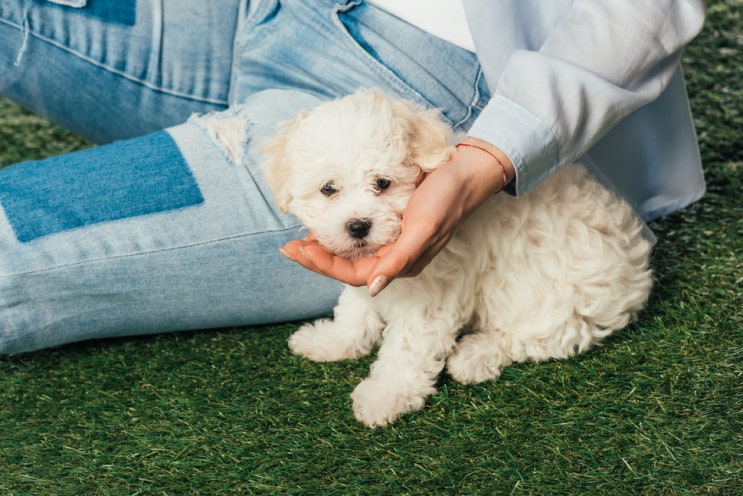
40, 0, 136, 26
0, 131, 204, 242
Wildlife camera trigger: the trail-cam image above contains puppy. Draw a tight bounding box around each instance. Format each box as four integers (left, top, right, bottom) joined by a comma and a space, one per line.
262, 89, 652, 428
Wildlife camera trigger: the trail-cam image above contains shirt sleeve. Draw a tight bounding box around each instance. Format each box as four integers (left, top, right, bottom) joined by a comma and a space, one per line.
464, 0, 705, 195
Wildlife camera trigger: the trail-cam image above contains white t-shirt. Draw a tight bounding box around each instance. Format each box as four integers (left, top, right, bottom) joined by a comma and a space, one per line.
369, 0, 475, 52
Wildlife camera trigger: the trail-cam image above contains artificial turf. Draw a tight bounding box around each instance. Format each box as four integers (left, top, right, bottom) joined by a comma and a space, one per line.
0, 1, 741, 494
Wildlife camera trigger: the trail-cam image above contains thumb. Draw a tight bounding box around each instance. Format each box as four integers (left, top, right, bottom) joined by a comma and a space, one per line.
366, 238, 419, 297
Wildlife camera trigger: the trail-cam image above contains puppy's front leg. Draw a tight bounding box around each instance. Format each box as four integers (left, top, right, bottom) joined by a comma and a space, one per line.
351, 319, 458, 427
289, 287, 383, 362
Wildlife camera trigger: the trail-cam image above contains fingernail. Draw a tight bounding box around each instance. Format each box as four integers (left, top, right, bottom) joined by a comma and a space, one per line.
369, 275, 389, 297
279, 247, 296, 262
297, 245, 311, 261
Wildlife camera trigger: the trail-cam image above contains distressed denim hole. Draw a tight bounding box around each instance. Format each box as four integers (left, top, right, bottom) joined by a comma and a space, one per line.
0, 131, 204, 242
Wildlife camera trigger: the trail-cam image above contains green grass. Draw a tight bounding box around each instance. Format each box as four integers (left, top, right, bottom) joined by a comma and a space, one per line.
1, 2, 741, 494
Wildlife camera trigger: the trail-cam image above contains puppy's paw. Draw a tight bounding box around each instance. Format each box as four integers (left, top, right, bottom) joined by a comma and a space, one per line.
350, 378, 433, 428
288, 319, 365, 362
447, 333, 510, 384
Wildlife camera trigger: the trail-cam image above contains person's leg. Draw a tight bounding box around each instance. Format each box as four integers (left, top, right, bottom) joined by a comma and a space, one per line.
0, 0, 245, 143
0, 88, 345, 354
230, 0, 489, 132
0, 0, 491, 354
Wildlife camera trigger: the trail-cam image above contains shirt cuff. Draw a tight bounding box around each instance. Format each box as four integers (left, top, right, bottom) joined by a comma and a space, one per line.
466, 94, 559, 196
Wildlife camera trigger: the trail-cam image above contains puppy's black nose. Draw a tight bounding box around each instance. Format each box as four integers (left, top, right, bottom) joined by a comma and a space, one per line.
346, 219, 372, 239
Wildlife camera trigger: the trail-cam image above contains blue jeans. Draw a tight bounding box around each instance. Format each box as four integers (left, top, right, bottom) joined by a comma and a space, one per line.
0, 0, 490, 354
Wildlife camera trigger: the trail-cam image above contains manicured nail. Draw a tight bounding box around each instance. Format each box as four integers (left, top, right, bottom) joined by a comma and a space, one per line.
297, 245, 311, 261
279, 247, 295, 262
369, 275, 389, 297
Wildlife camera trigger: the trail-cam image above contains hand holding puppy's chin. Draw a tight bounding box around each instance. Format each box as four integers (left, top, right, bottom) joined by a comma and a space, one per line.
279, 237, 382, 290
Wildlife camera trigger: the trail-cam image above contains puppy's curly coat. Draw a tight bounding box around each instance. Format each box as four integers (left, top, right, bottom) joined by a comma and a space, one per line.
262, 90, 652, 428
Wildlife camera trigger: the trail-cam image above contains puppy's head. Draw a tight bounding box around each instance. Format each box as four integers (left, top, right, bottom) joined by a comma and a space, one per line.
262, 89, 453, 258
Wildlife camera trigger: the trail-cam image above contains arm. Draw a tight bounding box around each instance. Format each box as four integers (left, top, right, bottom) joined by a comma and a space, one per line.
465, 0, 706, 194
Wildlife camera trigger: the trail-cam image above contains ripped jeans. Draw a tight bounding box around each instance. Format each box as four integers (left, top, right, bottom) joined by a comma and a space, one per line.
0, 0, 490, 353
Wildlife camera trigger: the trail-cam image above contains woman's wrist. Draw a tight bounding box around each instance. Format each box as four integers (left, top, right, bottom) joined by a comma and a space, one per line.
454, 137, 515, 195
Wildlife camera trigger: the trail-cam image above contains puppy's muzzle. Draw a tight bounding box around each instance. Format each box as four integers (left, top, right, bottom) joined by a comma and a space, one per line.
346, 218, 372, 239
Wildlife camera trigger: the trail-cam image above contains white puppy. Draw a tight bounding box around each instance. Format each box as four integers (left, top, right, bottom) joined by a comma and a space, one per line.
262, 90, 652, 428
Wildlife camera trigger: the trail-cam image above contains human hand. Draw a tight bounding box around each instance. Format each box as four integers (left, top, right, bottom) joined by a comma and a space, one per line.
279, 137, 515, 295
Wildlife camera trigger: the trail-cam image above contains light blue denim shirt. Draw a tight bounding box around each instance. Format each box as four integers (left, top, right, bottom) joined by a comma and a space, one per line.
463, 0, 706, 221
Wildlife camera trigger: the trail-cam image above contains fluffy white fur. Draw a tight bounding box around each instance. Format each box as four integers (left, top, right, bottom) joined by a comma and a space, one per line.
262, 90, 653, 428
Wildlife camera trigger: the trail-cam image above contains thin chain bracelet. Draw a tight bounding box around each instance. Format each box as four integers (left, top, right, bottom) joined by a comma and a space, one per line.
455, 143, 509, 192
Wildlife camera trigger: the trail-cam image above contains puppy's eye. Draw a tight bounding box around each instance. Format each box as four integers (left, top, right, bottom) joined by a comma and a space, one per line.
374, 178, 392, 192
320, 182, 338, 197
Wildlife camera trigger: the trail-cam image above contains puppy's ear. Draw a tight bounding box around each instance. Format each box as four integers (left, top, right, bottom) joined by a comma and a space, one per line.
388, 95, 454, 173
261, 110, 309, 213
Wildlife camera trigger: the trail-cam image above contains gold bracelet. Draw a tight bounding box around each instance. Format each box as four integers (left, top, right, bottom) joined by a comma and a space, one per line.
455, 143, 509, 192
